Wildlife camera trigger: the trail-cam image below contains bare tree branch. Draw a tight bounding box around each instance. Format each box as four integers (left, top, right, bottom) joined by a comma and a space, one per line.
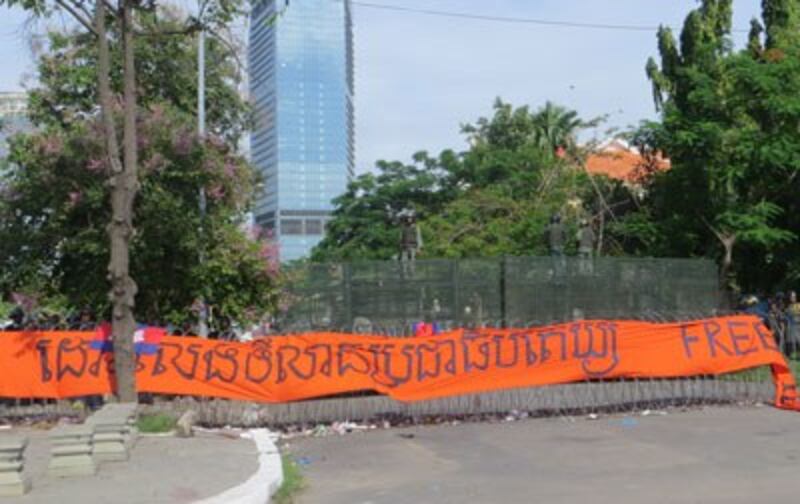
206, 25, 246, 78
197, 0, 211, 21
74, 0, 96, 22
583, 165, 620, 224
136, 23, 202, 37
448, 223, 483, 245
54, 0, 98, 35
136, 12, 203, 38
590, 199, 628, 222
698, 214, 726, 244
97, 0, 118, 16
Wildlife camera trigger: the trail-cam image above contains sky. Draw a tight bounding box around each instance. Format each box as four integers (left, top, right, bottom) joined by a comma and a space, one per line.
0, 0, 762, 173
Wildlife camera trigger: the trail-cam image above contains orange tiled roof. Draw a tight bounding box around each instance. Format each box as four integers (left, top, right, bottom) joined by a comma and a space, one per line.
586, 141, 670, 182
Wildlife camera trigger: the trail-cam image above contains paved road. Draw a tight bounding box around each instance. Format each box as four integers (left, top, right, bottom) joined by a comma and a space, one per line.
0, 428, 257, 504
289, 407, 800, 504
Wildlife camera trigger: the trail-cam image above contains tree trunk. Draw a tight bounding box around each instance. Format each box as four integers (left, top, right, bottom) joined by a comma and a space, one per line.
596, 211, 605, 256
95, 4, 122, 175
97, 0, 139, 403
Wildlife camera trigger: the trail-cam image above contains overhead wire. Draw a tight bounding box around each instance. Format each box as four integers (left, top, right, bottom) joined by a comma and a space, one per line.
350, 1, 750, 33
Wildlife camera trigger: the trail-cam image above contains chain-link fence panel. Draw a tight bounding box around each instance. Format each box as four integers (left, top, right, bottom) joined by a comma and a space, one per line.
503, 256, 720, 325
279, 256, 721, 334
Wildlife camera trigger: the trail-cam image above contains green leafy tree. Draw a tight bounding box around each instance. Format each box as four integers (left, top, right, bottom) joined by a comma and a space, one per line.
530, 101, 592, 154
631, 0, 800, 297
314, 99, 607, 261
30, 17, 249, 145
311, 154, 449, 261
1, 0, 245, 400
0, 21, 276, 337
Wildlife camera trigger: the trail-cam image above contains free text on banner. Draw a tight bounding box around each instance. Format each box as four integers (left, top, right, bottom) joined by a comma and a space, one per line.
0, 315, 797, 410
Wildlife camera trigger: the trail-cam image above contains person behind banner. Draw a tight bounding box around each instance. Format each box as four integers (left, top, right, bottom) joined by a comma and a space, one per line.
767, 294, 787, 350
576, 218, 595, 275
398, 208, 422, 278
70, 306, 97, 331
413, 321, 433, 338
547, 213, 566, 282
742, 294, 769, 324
785, 291, 800, 355
6, 307, 25, 331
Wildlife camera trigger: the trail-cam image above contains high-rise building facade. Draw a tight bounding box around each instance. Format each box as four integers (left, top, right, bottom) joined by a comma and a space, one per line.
0, 92, 29, 161
249, 0, 354, 261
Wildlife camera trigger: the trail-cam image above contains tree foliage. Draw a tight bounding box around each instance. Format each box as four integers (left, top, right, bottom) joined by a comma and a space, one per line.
30, 13, 249, 145
623, 0, 800, 294
312, 99, 618, 262
0, 23, 277, 327
2, 0, 249, 399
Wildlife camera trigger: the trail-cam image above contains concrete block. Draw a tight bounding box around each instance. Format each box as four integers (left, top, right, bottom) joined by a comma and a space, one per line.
0, 472, 31, 497
48, 454, 96, 478
93, 432, 129, 462
93, 450, 128, 463
49, 425, 94, 445
126, 427, 139, 449
94, 432, 125, 442
53, 445, 92, 457
0, 461, 23, 472
90, 420, 137, 450
176, 410, 197, 438
50, 425, 94, 436
48, 425, 96, 478
93, 421, 128, 431
0, 436, 30, 496
0, 438, 27, 458
88, 404, 138, 452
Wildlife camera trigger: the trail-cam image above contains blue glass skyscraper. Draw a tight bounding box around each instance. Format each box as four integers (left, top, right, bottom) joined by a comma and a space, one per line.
249, 0, 355, 261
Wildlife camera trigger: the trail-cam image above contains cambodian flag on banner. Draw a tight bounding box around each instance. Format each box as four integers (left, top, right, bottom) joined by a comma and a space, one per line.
90, 323, 165, 355
90, 323, 113, 352
133, 325, 166, 355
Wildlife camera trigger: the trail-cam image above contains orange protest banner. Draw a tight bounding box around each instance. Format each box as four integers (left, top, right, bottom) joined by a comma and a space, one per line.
0, 315, 797, 410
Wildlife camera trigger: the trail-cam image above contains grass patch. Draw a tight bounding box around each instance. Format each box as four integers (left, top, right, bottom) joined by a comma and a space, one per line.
135, 413, 176, 433
273, 454, 306, 504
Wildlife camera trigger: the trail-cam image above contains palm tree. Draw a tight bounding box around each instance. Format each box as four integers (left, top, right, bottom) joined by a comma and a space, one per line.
530, 101, 585, 154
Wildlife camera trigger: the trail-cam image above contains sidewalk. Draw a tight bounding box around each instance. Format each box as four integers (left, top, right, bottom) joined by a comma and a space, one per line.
290, 406, 800, 504
1, 427, 259, 504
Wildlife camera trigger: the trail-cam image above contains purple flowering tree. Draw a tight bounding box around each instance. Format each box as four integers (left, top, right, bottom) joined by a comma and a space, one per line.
0, 4, 264, 402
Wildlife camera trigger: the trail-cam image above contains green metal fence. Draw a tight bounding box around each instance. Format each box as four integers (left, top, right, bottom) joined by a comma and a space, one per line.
278, 256, 721, 333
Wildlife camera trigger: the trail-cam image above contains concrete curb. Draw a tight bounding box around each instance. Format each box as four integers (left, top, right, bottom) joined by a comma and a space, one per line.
194, 428, 284, 504
137, 430, 176, 438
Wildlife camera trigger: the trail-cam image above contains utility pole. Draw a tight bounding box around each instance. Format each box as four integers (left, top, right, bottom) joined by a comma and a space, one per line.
197, 28, 209, 338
